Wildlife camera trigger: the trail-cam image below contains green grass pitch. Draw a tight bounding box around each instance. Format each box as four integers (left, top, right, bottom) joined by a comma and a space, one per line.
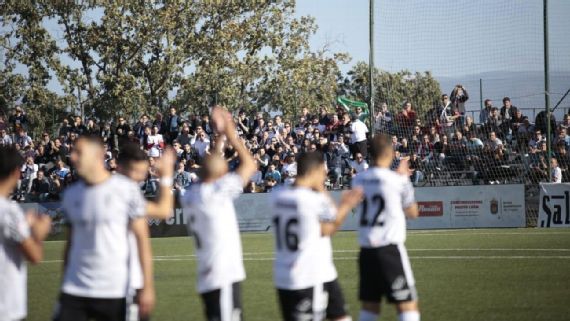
28, 229, 570, 321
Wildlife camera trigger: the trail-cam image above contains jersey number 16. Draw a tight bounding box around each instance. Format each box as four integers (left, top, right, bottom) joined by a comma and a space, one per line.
273, 216, 299, 251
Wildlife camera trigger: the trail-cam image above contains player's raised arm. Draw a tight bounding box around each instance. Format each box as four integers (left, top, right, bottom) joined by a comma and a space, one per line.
212, 106, 256, 185
397, 158, 419, 219
146, 147, 176, 219
321, 188, 364, 236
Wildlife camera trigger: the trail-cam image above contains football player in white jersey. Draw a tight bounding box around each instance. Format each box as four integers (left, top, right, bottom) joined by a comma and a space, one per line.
116, 142, 177, 321
181, 107, 257, 321
352, 134, 420, 321
0, 145, 51, 321
270, 151, 363, 321
53, 135, 155, 321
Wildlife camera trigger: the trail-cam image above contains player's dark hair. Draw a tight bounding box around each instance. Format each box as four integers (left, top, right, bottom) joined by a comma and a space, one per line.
370, 134, 393, 161
297, 151, 324, 177
77, 134, 105, 147
117, 142, 148, 170
0, 145, 25, 180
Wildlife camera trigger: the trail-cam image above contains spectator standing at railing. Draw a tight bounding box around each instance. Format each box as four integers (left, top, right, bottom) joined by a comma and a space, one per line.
479, 99, 493, 124
166, 107, 182, 144
374, 102, 393, 134
396, 101, 417, 137
325, 141, 346, 188
350, 115, 369, 159
450, 84, 469, 115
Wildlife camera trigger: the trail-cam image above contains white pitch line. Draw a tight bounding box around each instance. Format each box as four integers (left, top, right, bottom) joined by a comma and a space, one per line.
41, 253, 570, 264
152, 248, 570, 258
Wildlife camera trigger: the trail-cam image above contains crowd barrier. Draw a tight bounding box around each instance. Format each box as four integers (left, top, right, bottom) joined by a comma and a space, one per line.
537, 183, 570, 228
21, 184, 526, 238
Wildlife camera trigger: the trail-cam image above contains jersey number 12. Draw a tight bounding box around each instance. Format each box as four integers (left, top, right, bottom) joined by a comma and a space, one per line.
360, 194, 385, 227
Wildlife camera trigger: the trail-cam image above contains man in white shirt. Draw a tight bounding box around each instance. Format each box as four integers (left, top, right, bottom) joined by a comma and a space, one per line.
181, 107, 257, 321
193, 132, 211, 160
270, 151, 363, 321
350, 117, 369, 159
116, 142, 176, 321
0, 145, 51, 321
352, 134, 421, 321
53, 135, 155, 321
351, 153, 369, 176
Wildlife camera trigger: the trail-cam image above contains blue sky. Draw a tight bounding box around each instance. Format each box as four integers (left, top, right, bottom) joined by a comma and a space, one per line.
4, 0, 570, 107
296, 0, 570, 77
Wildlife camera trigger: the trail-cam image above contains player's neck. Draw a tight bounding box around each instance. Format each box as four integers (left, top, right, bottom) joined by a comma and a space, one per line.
293, 177, 315, 190
82, 167, 112, 186
373, 158, 392, 168
0, 182, 13, 198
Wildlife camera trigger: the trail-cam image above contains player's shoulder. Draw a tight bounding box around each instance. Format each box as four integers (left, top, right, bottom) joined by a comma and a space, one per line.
0, 197, 23, 217
110, 173, 139, 188
61, 180, 85, 201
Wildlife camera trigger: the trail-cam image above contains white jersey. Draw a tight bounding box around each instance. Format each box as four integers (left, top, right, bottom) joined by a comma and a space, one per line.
352, 167, 416, 248
0, 198, 30, 321
270, 186, 338, 290
61, 174, 146, 298
181, 173, 246, 293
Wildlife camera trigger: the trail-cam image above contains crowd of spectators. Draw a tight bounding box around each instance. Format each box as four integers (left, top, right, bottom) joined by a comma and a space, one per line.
1, 88, 569, 202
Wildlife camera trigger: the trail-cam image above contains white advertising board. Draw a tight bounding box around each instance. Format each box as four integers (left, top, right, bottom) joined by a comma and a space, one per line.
537, 183, 570, 228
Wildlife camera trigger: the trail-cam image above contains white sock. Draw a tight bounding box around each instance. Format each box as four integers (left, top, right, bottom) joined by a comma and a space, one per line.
358, 310, 378, 321
335, 317, 353, 321
399, 311, 420, 321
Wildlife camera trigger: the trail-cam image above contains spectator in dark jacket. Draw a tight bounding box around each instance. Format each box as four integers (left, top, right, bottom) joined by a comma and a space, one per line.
8, 106, 29, 132
450, 84, 469, 114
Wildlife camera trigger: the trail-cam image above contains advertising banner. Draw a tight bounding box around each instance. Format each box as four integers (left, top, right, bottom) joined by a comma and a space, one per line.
537, 183, 570, 228
28, 184, 526, 239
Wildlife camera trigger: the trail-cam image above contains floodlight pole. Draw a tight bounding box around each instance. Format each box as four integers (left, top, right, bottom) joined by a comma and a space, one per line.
544, 0, 552, 182
369, 0, 375, 137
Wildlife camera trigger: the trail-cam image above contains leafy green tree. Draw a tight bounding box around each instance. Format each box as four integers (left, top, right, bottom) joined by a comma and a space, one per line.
339, 61, 442, 118
1, 0, 348, 132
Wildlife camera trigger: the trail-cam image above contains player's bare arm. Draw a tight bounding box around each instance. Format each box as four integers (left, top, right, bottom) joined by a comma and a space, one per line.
212, 106, 257, 185
131, 217, 156, 318
145, 147, 176, 220
20, 210, 52, 264
397, 158, 419, 219
321, 187, 364, 236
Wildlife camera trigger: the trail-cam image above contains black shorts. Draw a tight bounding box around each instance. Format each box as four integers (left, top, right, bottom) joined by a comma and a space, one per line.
324, 279, 349, 319
277, 283, 327, 321
53, 293, 126, 321
201, 282, 243, 321
359, 244, 418, 303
